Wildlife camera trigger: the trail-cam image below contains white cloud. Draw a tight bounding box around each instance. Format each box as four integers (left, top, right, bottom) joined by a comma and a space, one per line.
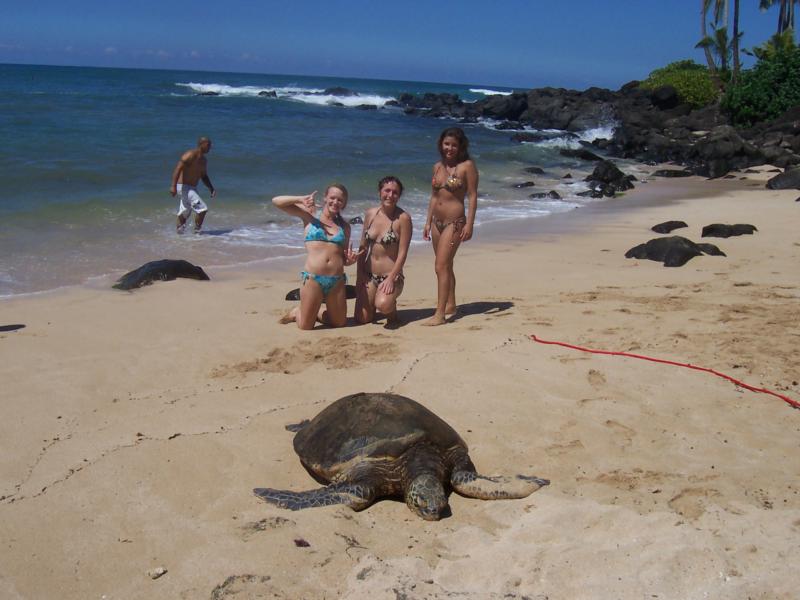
145, 49, 171, 58
104, 46, 118, 55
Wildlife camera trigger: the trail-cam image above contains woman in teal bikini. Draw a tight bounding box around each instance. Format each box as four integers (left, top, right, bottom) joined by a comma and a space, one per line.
273, 184, 361, 329
354, 176, 413, 326
422, 127, 479, 326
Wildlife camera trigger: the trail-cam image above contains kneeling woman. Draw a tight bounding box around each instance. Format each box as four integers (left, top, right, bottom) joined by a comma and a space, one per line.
273, 184, 360, 329
354, 176, 413, 325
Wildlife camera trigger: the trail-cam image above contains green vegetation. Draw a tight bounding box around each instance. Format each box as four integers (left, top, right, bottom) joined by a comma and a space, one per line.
722, 43, 800, 125
640, 60, 720, 107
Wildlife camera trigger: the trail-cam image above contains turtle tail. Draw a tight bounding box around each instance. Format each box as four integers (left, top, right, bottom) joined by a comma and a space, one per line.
450, 471, 549, 500
253, 483, 375, 511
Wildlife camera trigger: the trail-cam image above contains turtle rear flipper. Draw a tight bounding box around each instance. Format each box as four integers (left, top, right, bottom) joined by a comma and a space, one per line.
450, 470, 549, 500
254, 482, 376, 511
285, 420, 310, 433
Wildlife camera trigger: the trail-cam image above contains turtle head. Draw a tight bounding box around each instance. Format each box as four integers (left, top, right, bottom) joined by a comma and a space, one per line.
406, 473, 448, 521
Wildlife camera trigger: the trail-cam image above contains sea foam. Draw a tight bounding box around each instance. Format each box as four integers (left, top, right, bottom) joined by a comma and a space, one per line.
177, 82, 395, 108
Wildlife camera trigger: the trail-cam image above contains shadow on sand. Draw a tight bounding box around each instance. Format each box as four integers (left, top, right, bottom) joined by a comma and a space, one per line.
396, 300, 514, 326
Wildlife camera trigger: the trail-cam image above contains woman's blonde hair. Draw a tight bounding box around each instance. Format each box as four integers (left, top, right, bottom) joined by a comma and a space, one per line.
325, 183, 349, 205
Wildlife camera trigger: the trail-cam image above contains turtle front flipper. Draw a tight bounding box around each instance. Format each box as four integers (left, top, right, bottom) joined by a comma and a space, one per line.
450, 470, 549, 500
253, 482, 376, 512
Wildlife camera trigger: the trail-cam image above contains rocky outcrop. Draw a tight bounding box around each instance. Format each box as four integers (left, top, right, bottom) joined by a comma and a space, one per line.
625, 236, 726, 267
324, 87, 359, 96
651, 220, 688, 234
394, 83, 800, 179
701, 223, 758, 238
579, 160, 637, 197
766, 166, 800, 189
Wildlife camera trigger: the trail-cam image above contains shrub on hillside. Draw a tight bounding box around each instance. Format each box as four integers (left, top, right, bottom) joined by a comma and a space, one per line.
640, 60, 719, 108
722, 46, 800, 126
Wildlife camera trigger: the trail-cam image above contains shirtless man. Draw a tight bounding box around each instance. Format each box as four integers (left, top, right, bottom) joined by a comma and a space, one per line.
170, 137, 216, 233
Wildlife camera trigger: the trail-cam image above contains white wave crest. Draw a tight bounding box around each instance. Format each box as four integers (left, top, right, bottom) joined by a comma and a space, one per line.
177, 82, 321, 97
577, 122, 618, 142
177, 82, 395, 108
534, 136, 584, 149
290, 93, 394, 108
470, 88, 512, 96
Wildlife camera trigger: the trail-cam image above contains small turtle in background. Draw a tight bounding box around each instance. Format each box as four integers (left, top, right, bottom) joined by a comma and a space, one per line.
254, 392, 549, 520
112, 259, 209, 290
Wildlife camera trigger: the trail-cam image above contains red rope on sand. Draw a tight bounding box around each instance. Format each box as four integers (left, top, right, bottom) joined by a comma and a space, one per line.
529, 334, 800, 410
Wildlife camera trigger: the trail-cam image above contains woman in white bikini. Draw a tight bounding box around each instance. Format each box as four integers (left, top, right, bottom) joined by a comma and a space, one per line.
422, 127, 479, 326
354, 176, 413, 326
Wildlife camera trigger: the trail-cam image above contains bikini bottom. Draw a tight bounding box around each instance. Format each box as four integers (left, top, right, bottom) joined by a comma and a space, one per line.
433, 215, 466, 245
367, 272, 404, 287
300, 271, 346, 297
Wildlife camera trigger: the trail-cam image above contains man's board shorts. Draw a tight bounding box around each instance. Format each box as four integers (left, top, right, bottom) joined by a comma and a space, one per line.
176, 184, 208, 217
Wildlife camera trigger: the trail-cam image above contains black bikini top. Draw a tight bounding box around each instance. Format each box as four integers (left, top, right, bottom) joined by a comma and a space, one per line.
364, 213, 399, 246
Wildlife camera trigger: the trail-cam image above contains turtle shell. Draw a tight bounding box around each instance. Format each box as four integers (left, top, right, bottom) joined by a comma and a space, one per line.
293, 392, 467, 480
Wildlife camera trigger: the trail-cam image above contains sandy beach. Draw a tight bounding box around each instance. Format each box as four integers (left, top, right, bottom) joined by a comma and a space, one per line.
1, 167, 798, 599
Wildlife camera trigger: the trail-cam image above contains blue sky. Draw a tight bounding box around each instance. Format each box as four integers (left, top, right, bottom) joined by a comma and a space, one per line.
0, 1, 785, 88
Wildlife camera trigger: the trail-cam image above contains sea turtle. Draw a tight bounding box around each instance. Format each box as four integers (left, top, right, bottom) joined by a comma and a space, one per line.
253, 392, 549, 520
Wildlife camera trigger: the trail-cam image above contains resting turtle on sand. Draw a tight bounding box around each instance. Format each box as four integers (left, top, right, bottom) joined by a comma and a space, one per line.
253, 392, 549, 520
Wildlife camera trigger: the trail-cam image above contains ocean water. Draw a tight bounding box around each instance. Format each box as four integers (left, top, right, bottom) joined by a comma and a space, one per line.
0, 63, 628, 297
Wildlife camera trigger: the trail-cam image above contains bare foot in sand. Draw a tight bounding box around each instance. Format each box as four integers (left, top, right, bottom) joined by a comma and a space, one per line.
422, 314, 447, 326
278, 307, 298, 324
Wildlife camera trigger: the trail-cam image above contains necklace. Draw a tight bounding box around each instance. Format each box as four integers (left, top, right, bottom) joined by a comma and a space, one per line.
444, 163, 460, 188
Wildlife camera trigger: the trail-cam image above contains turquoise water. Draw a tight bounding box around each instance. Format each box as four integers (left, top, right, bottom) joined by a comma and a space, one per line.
0, 63, 621, 296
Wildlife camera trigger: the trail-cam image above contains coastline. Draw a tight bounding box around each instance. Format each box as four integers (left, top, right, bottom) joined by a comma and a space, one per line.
1, 170, 799, 599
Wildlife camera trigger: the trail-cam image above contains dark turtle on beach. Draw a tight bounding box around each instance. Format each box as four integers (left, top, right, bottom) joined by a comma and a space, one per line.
112, 259, 209, 290
253, 392, 549, 520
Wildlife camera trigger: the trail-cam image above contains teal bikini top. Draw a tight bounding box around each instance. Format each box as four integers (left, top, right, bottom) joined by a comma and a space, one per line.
304, 218, 346, 246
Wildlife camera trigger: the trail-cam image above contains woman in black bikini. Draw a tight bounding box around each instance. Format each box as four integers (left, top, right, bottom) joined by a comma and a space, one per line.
422, 127, 479, 326
354, 176, 413, 326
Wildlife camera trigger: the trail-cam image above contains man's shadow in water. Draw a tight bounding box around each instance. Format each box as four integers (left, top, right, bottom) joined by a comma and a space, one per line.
395, 301, 514, 327
198, 229, 235, 236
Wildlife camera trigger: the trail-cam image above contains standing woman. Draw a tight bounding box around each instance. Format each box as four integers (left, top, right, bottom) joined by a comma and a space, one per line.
273, 184, 360, 329
354, 176, 413, 326
422, 127, 479, 326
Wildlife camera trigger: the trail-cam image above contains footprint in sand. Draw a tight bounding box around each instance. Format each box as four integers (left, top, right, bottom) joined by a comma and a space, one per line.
604, 419, 635, 447
545, 439, 584, 457
211, 336, 398, 377
750, 488, 774, 510
210, 575, 285, 599
594, 469, 666, 492
668, 487, 720, 519
588, 369, 606, 388
240, 516, 294, 540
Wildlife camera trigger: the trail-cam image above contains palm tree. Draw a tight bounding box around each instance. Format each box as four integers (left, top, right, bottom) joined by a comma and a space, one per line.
701, 0, 720, 73
760, 0, 798, 37
732, 0, 741, 80
697, 25, 733, 71
699, 0, 742, 75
